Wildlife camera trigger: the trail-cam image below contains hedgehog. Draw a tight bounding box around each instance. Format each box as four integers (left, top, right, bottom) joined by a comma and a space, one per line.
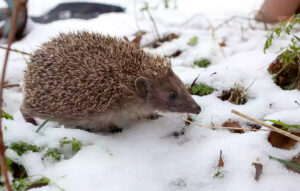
21, 31, 201, 132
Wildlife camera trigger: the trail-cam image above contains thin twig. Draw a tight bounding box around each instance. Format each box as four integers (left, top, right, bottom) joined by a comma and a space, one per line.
0, 45, 31, 56
184, 119, 270, 132
0, 1, 25, 191
4, 83, 19, 88
231, 109, 300, 141
215, 15, 258, 31
143, 3, 161, 41
133, 0, 141, 31
181, 13, 215, 39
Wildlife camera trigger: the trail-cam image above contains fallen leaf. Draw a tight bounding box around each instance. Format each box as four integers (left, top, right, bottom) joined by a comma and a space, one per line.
132, 35, 142, 45
252, 162, 263, 181
217, 150, 224, 168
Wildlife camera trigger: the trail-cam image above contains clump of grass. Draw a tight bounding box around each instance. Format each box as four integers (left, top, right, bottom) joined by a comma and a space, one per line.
12, 176, 50, 191
9, 142, 41, 156
42, 148, 62, 162
193, 58, 211, 68
190, 83, 214, 96
2, 110, 13, 120
3, 157, 63, 190
60, 137, 82, 153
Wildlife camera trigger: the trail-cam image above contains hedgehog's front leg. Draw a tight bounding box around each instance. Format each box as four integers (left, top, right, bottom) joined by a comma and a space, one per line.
142, 112, 162, 120
20, 104, 38, 126
107, 123, 123, 133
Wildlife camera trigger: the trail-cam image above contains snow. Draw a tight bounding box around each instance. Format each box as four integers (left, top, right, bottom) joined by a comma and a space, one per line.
0, 0, 300, 191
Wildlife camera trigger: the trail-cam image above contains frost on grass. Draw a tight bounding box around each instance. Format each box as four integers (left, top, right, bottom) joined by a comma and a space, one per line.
9, 142, 42, 156
2, 158, 54, 190
42, 148, 62, 162
60, 137, 82, 153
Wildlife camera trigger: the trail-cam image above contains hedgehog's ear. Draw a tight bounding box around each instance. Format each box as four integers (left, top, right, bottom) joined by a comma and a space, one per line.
135, 77, 150, 98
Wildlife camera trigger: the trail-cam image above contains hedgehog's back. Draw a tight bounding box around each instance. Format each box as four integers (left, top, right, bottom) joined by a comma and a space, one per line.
24, 32, 136, 117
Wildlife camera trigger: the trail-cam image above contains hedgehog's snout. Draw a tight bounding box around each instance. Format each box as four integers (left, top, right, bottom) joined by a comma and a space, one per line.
192, 105, 201, 114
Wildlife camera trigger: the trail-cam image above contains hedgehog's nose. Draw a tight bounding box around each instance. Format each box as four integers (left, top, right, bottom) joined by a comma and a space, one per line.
193, 105, 201, 114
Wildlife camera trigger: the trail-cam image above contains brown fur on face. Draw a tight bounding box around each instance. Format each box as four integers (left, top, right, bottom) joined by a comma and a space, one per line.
135, 70, 201, 114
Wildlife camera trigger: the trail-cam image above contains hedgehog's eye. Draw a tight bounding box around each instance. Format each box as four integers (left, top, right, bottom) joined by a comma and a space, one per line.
169, 92, 177, 100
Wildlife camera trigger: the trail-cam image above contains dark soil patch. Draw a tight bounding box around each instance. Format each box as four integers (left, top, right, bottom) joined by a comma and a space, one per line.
219, 85, 248, 105
146, 33, 179, 48
167, 50, 182, 58
268, 54, 299, 90
245, 122, 262, 130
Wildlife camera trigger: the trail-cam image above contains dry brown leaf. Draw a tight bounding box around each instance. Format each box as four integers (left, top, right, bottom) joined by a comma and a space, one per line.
267, 125, 300, 150
252, 162, 263, 181
222, 120, 244, 134
217, 150, 224, 168
132, 35, 142, 45
219, 39, 226, 47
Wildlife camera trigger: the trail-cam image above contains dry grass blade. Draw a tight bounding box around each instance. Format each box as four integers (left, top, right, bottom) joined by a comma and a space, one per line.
231, 109, 300, 142
4, 83, 19, 88
184, 119, 270, 132
0, 45, 31, 56
0, 1, 26, 191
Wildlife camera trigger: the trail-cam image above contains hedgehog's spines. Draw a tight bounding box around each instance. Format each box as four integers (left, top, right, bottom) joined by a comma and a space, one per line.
23, 31, 172, 118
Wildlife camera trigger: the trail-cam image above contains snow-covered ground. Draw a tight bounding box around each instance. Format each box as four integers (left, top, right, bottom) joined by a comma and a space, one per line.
1, 0, 300, 191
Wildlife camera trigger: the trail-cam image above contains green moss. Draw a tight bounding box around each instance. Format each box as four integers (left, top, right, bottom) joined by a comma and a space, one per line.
193, 58, 211, 68
191, 83, 214, 96
10, 142, 41, 156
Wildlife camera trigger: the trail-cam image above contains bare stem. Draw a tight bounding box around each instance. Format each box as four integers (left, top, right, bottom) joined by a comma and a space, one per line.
4, 83, 19, 88
231, 109, 300, 141
0, 45, 31, 56
0, 1, 25, 191
184, 119, 270, 132
144, 4, 161, 41
297, 55, 300, 90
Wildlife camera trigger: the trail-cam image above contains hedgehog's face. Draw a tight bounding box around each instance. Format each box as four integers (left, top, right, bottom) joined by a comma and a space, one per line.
135, 72, 201, 114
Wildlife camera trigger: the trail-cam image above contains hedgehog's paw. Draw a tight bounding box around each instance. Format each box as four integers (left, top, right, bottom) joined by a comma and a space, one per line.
24, 117, 38, 126
143, 112, 162, 120
107, 124, 123, 134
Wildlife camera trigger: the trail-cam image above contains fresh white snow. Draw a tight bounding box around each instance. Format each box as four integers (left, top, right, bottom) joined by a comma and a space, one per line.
0, 0, 300, 191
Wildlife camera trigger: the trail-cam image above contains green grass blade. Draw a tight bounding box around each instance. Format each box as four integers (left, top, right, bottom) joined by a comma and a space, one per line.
36, 118, 51, 133
269, 156, 300, 171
